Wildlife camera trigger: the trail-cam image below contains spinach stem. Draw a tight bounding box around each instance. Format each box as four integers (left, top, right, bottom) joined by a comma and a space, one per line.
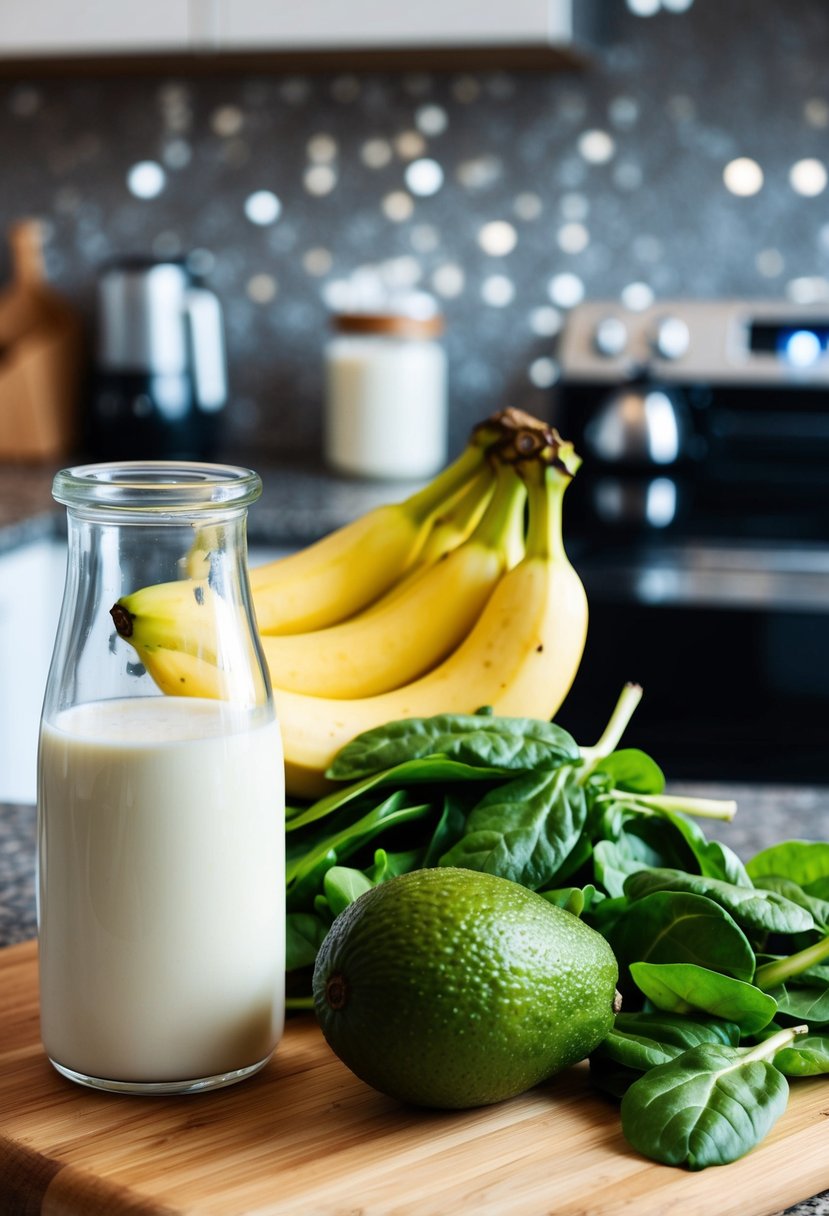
578, 683, 643, 783
754, 933, 829, 991
621, 792, 737, 821
286, 996, 315, 1011
739, 1024, 808, 1065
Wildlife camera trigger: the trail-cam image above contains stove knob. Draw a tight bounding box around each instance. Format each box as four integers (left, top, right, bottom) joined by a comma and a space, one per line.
593, 315, 628, 357
651, 315, 690, 360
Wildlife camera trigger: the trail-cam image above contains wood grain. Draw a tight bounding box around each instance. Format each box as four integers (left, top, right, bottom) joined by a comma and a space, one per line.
1, 939, 827, 1216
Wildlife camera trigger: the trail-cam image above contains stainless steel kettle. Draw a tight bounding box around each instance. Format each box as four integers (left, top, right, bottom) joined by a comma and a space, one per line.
88, 257, 227, 460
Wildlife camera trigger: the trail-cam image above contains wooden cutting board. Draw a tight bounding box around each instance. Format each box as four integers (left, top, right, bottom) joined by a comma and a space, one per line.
1, 939, 827, 1216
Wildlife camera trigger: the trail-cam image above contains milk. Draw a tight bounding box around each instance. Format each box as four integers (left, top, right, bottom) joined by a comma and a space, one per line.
37, 696, 285, 1087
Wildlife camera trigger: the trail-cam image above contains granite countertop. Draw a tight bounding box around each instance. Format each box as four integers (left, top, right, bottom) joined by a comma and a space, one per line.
0, 459, 428, 555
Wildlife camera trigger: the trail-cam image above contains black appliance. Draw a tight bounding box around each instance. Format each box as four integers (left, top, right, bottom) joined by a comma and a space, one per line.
552, 298, 829, 783
88, 257, 227, 460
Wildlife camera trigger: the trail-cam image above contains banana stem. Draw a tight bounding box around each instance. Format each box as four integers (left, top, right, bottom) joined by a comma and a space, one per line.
404, 443, 487, 526
521, 463, 569, 562
416, 464, 495, 565
442, 465, 496, 533
470, 460, 527, 552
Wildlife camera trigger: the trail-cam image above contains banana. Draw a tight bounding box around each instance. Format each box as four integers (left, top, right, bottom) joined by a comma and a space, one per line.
259, 459, 526, 698
110, 438, 496, 662
126, 634, 269, 707
250, 436, 496, 636
271, 447, 586, 797
110, 412, 588, 802
128, 643, 228, 699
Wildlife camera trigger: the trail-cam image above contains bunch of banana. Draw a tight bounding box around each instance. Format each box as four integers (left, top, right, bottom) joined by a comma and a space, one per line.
111, 409, 588, 799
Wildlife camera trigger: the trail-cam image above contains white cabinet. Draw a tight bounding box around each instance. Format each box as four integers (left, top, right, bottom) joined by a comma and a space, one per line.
0, 0, 589, 59
0, 539, 66, 804
216, 0, 580, 51
0, 0, 190, 55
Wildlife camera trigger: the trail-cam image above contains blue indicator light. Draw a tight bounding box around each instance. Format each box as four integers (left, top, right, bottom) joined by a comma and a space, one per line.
782, 328, 823, 367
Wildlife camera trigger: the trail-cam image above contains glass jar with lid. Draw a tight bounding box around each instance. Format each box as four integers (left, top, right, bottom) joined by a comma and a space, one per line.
324, 308, 448, 480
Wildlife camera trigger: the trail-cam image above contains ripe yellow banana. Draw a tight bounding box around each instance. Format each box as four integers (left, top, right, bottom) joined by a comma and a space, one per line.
250, 436, 496, 635
271, 449, 586, 797
111, 412, 587, 801
110, 576, 219, 661
111, 436, 498, 662
260, 460, 526, 698
124, 632, 269, 707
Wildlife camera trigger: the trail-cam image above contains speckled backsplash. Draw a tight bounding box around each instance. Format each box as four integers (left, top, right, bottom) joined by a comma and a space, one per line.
1, 0, 828, 460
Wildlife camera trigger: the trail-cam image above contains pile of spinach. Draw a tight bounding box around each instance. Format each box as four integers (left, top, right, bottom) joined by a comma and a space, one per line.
284, 684, 829, 1170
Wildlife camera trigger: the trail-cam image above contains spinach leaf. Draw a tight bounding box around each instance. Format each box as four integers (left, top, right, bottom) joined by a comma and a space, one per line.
286, 848, 338, 913
327, 713, 579, 780
322, 866, 374, 917
766, 983, 829, 1027
752, 875, 829, 933
620, 1028, 799, 1169
422, 793, 469, 868
593, 749, 665, 794
367, 847, 424, 884
630, 961, 778, 1034
286, 912, 330, 971
546, 828, 593, 885
593, 1012, 740, 1072
770, 1030, 829, 1076
610, 892, 755, 984
655, 810, 752, 885
747, 840, 829, 889
539, 884, 604, 918
287, 758, 497, 833
623, 868, 815, 936
596, 808, 701, 874
806, 876, 829, 900
439, 765, 587, 890
593, 839, 650, 899
591, 812, 702, 900
286, 792, 433, 891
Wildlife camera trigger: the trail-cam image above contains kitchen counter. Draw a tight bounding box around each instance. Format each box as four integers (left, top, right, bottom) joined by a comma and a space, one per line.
0, 458, 429, 555
2, 785, 828, 1216
2, 464, 827, 1212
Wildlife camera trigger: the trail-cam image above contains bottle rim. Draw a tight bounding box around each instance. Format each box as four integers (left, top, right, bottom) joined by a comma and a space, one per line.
52, 461, 262, 512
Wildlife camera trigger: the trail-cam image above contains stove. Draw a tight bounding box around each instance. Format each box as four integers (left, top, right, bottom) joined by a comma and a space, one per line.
551, 299, 829, 784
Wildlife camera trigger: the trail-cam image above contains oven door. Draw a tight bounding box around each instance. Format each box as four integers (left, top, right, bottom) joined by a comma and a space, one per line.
557, 543, 829, 784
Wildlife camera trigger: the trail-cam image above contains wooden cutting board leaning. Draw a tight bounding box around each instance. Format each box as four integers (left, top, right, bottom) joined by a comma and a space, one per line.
1, 940, 827, 1216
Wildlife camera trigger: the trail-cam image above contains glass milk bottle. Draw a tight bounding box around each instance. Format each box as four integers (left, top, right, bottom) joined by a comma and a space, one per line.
38, 462, 285, 1095
324, 309, 448, 480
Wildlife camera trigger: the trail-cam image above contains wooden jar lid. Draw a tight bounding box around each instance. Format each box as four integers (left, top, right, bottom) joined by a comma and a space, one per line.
332, 311, 444, 339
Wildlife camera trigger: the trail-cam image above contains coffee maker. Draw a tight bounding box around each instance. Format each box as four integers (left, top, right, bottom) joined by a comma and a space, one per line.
88, 257, 227, 461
